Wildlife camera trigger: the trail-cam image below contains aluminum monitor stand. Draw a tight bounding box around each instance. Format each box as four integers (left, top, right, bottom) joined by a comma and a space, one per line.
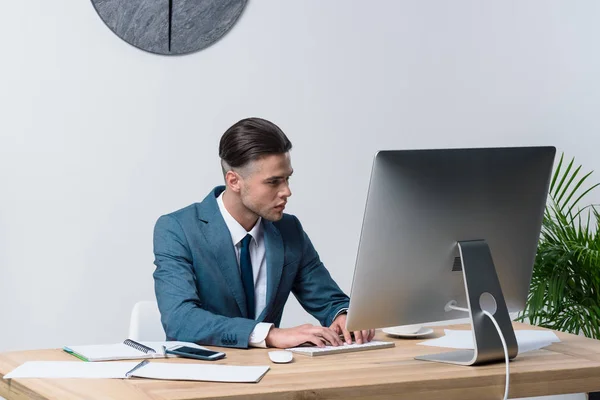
415, 240, 519, 365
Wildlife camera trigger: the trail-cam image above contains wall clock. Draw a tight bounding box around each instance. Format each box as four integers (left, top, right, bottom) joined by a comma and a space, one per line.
91, 0, 248, 55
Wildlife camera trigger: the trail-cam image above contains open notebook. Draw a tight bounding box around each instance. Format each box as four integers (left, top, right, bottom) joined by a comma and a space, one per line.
4, 361, 269, 383
63, 340, 207, 362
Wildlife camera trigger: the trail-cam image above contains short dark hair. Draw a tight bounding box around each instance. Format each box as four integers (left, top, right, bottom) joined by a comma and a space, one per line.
219, 117, 292, 173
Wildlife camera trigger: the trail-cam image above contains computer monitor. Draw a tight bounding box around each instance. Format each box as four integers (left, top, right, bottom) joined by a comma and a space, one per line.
346, 146, 555, 365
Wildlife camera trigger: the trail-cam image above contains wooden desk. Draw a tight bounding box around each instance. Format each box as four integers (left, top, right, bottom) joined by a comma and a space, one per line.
1, 323, 600, 400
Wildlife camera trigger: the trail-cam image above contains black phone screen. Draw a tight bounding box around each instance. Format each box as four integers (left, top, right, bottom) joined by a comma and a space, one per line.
174, 346, 222, 357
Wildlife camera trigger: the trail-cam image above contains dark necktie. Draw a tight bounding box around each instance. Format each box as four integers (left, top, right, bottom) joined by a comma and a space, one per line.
240, 234, 255, 320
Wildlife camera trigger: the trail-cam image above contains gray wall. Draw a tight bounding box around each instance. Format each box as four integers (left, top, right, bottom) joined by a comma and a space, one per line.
1, 0, 599, 361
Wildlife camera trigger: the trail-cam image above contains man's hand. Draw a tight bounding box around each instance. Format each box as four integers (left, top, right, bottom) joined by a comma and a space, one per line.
265, 324, 343, 349
330, 313, 375, 344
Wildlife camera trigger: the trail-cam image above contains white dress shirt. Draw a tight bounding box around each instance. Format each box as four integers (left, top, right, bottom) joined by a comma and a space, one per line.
217, 192, 273, 347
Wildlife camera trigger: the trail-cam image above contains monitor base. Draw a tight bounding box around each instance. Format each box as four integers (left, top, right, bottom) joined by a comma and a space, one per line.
416, 349, 477, 365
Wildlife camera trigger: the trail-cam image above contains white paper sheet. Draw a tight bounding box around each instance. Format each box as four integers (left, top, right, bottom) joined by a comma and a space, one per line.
4, 361, 270, 383
3, 361, 136, 379
418, 329, 560, 354
135, 363, 270, 383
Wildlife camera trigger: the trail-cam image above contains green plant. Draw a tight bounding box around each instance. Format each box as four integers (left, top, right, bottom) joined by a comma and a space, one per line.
519, 153, 600, 339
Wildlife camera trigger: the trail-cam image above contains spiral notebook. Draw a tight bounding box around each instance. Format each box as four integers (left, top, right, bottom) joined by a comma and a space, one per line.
63, 339, 205, 362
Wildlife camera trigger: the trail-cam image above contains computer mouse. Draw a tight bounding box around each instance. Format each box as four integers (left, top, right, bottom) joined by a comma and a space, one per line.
268, 350, 294, 363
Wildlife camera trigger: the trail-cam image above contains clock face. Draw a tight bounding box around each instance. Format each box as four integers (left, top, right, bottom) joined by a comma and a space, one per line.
91, 0, 248, 55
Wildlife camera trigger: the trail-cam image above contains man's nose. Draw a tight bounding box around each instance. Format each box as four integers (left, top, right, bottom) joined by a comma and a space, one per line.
282, 182, 292, 198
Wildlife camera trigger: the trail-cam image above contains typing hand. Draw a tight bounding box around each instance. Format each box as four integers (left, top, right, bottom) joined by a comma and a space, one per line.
265, 324, 343, 349
330, 313, 375, 345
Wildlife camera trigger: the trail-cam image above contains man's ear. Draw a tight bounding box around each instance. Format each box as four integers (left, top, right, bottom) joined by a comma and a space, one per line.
225, 170, 242, 193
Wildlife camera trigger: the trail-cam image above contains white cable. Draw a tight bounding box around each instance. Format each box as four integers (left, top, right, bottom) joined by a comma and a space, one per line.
447, 303, 469, 313
483, 310, 510, 400
447, 303, 509, 400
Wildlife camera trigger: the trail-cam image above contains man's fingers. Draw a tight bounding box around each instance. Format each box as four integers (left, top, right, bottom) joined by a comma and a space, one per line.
307, 327, 339, 346
354, 330, 364, 344
305, 335, 326, 348
341, 328, 353, 344
320, 328, 342, 346
330, 323, 341, 335
286, 325, 376, 348
368, 329, 376, 342
362, 330, 370, 342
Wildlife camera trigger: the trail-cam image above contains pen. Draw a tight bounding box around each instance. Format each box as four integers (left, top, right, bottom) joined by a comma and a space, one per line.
125, 359, 149, 378
63, 348, 89, 362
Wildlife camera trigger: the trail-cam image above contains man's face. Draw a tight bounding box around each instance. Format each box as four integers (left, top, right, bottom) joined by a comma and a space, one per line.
238, 153, 293, 222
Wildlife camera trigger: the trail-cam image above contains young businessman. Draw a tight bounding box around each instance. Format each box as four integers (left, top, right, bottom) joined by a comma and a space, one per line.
153, 117, 375, 349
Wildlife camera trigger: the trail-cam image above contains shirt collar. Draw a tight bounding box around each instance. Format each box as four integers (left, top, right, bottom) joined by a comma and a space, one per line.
217, 191, 263, 247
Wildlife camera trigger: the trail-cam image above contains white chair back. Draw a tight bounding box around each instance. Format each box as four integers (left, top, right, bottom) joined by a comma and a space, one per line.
128, 300, 165, 341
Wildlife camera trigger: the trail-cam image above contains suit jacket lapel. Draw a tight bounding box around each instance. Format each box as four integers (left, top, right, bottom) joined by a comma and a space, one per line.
259, 220, 284, 321
196, 188, 248, 317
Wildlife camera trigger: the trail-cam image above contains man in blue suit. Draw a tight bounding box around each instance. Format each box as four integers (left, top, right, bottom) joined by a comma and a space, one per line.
153, 117, 374, 349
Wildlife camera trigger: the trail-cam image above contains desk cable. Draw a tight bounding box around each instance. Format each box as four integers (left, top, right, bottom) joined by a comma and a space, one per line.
482, 310, 509, 400
447, 303, 509, 400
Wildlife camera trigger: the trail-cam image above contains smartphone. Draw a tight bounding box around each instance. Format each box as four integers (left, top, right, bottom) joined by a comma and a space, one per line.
165, 345, 226, 361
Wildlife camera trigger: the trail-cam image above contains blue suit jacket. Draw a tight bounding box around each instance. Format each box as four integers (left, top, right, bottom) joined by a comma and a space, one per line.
153, 186, 350, 348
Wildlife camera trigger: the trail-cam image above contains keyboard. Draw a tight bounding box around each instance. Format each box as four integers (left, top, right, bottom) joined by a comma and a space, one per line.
286, 340, 395, 357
